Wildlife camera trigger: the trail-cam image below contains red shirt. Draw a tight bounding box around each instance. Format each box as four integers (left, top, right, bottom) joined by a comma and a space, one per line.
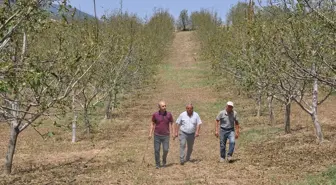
152, 111, 173, 136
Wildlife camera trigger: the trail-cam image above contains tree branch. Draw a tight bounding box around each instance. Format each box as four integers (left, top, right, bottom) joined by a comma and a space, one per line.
293, 97, 312, 115
318, 86, 334, 105
303, 0, 336, 31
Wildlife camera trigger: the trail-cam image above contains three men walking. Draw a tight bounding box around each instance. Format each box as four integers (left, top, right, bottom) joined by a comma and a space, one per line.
149, 100, 239, 168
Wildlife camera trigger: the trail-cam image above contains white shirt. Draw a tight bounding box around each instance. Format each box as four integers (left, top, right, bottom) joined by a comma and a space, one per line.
176, 111, 202, 134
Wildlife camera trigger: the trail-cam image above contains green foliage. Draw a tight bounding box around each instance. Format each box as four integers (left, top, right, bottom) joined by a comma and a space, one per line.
0, 1, 175, 173
193, 1, 335, 96
191, 0, 335, 135
0, 2, 174, 132
71, 9, 175, 130
226, 2, 250, 25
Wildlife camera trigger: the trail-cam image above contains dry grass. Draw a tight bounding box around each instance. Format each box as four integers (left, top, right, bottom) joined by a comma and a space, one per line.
0, 31, 335, 185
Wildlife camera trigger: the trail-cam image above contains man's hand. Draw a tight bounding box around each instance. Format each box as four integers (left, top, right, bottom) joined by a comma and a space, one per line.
173, 133, 178, 140
195, 132, 199, 137
235, 133, 239, 139
148, 135, 152, 140
215, 131, 219, 138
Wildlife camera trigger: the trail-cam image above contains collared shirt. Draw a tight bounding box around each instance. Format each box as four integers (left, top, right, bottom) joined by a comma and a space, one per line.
152, 111, 173, 136
176, 111, 202, 134
216, 110, 239, 130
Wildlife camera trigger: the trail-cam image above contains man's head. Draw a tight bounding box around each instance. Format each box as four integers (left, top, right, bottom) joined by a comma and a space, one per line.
226, 101, 234, 113
186, 103, 193, 115
158, 101, 166, 112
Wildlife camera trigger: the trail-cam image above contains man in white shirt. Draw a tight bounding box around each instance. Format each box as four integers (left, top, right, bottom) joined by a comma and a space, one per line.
174, 103, 202, 165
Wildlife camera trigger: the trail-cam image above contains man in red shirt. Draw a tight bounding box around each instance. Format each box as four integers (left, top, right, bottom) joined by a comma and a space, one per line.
148, 101, 174, 169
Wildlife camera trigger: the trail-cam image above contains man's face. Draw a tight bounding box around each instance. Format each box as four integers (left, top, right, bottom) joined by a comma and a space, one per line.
159, 102, 166, 112
186, 105, 193, 115
226, 105, 233, 113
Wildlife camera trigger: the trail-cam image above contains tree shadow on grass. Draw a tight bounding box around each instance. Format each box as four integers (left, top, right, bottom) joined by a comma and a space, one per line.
7, 155, 135, 185
15, 157, 84, 174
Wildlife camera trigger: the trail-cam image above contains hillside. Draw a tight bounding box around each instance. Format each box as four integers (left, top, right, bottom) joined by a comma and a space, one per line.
47, 4, 95, 20
0, 2, 94, 20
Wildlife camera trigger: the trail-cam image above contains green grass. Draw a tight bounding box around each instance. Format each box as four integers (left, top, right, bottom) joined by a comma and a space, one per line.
239, 127, 282, 145
294, 166, 336, 185
332, 90, 336, 96
159, 60, 215, 89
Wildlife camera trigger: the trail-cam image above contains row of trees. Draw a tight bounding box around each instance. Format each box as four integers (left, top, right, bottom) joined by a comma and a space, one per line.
192, 0, 335, 143
177, 9, 222, 31
0, 0, 174, 174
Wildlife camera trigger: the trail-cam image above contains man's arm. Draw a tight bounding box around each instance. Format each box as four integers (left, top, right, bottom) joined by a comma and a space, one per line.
148, 122, 155, 139
215, 112, 221, 138
170, 120, 174, 138
215, 120, 220, 137
195, 124, 201, 137
174, 115, 181, 139
195, 115, 202, 137
174, 124, 180, 139
235, 121, 240, 139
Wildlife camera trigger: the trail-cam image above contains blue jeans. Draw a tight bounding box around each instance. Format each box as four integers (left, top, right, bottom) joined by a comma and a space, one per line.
179, 131, 195, 162
220, 129, 235, 159
154, 135, 169, 166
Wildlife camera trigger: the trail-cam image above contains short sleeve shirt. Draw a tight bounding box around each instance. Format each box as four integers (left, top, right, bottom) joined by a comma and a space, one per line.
152, 111, 173, 136
176, 111, 202, 134
216, 110, 238, 130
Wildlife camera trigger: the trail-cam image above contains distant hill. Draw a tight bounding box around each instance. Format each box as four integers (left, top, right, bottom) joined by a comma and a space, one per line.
0, 1, 95, 20
47, 4, 95, 20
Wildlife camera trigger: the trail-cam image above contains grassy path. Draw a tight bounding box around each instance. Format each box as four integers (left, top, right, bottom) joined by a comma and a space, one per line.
123, 31, 261, 185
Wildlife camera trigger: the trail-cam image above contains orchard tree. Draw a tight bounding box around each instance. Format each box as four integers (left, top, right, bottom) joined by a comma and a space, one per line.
178, 9, 189, 31
0, 0, 98, 174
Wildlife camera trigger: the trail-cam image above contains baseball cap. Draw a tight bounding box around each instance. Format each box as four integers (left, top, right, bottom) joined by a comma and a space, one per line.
227, 101, 234, 107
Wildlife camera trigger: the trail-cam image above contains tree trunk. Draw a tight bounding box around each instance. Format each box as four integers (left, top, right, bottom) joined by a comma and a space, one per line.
105, 92, 113, 119
5, 99, 20, 174
182, 19, 186, 31
72, 93, 77, 143
113, 90, 118, 109
285, 101, 291, 134
84, 107, 90, 134
256, 90, 262, 117
5, 125, 19, 174
267, 95, 274, 125
311, 77, 323, 142
72, 115, 77, 143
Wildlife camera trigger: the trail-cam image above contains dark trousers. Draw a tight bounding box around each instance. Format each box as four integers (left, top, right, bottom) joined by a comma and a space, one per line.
154, 135, 169, 166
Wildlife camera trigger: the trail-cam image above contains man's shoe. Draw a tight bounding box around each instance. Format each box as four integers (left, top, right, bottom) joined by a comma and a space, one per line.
180, 161, 184, 165
220, 158, 225, 163
227, 156, 233, 163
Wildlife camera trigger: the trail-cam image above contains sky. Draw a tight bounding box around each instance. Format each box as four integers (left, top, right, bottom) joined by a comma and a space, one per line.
67, 0, 245, 21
